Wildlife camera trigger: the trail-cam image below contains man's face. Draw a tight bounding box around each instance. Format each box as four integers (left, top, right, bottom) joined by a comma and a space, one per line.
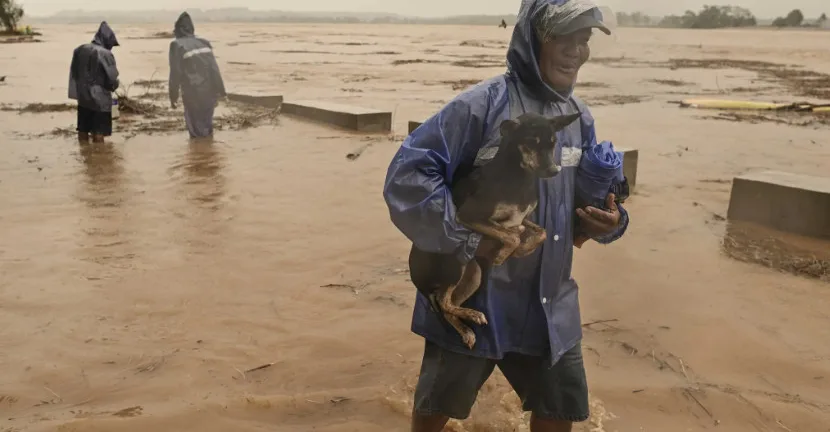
538, 28, 592, 91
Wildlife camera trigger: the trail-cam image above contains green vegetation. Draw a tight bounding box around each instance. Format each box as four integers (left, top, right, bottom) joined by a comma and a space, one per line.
772, 9, 804, 27
618, 6, 828, 30
659, 6, 756, 29
615, 12, 654, 27
0, 0, 24, 33
771, 9, 829, 27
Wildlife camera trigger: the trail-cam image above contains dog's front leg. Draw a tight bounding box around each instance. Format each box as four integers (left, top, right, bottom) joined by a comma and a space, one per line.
513, 219, 548, 258
457, 219, 521, 266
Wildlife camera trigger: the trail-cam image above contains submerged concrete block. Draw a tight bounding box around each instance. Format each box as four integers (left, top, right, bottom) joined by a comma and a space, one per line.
727, 170, 830, 239
282, 100, 392, 133
408, 120, 423, 135
227, 93, 283, 109
615, 147, 639, 193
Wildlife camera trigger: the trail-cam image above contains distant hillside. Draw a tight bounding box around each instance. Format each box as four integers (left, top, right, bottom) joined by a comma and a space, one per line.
27, 8, 517, 26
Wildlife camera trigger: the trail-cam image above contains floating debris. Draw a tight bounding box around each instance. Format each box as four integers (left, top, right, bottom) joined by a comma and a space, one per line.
1, 103, 76, 113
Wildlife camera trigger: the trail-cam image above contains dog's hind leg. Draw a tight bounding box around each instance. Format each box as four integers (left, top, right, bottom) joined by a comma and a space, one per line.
440, 285, 476, 349
449, 260, 486, 325
436, 284, 479, 349
443, 312, 477, 349
440, 261, 487, 327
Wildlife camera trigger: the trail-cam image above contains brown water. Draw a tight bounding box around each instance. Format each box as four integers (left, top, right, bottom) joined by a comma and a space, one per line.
2, 24, 830, 431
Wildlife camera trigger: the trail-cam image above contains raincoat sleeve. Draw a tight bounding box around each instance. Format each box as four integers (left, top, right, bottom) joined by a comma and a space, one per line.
382, 97, 488, 263
68, 47, 79, 100
206, 41, 227, 98
100, 51, 120, 92
168, 41, 182, 104
580, 112, 629, 245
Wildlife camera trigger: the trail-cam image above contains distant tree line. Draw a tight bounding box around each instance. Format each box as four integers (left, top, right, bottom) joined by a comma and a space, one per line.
771, 10, 828, 27
617, 6, 829, 29
0, 0, 24, 33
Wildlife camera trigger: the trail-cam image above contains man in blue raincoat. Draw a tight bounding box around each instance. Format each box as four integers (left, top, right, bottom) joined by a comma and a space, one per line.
168, 12, 227, 139
382, 1, 629, 431
69, 22, 120, 144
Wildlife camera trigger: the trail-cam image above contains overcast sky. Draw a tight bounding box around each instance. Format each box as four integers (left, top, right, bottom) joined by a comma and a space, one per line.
19, 0, 828, 19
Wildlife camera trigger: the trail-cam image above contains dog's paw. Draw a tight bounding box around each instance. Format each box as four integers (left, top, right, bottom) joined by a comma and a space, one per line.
458, 309, 488, 326
468, 311, 488, 326
461, 331, 477, 350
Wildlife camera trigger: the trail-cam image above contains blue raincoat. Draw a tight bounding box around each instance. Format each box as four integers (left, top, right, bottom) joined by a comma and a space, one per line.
382, 0, 629, 364
68, 22, 120, 112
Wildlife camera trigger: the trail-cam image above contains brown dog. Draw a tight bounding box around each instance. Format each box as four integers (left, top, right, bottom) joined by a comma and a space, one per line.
408, 111, 581, 349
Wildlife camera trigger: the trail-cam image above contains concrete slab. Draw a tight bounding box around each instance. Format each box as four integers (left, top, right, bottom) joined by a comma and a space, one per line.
227, 92, 283, 109
282, 100, 392, 133
615, 147, 639, 193
408, 120, 423, 135
727, 170, 830, 239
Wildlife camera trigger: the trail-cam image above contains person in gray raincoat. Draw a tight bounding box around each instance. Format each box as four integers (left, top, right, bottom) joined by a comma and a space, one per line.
168, 12, 227, 139
382, 0, 629, 430
69, 21, 120, 143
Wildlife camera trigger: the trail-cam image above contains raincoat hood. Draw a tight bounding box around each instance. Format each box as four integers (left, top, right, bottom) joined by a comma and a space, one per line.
506, 0, 604, 102
174, 12, 196, 38
92, 21, 119, 50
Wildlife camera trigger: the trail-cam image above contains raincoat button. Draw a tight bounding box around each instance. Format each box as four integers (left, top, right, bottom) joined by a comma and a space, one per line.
553, 234, 560, 241
541, 297, 548, 304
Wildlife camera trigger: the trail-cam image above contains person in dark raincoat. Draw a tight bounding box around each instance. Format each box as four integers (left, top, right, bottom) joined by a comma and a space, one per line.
69, 21, 120, 143
382, 1, 629, 430
168, 12, 227, 139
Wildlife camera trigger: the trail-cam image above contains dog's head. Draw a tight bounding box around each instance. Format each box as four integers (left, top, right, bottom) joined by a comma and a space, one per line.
499, 112, 581, 178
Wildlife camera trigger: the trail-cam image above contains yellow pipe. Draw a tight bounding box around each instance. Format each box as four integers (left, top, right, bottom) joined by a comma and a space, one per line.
679, 98, 830, 112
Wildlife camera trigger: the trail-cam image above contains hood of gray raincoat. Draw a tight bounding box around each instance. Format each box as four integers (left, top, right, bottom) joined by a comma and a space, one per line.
92, 21, 119, 50
506, 0, 600, 101
174, 12, 196, 38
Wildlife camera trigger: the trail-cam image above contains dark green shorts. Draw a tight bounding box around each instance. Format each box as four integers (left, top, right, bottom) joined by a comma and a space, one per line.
76, 106, 112, 136
413, 341, 589, 422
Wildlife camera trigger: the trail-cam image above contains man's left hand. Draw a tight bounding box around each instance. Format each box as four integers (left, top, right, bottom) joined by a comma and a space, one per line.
574, 193, 621, 248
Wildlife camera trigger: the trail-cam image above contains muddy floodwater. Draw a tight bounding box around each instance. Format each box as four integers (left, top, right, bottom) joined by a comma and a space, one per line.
2, 23, 830, 431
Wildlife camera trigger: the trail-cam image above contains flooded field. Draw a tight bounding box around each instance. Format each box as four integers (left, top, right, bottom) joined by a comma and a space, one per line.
1, 23, 830, 431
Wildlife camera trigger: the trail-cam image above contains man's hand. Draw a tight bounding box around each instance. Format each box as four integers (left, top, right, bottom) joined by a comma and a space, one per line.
574, 193, 621, 248
170, 101, 177, 109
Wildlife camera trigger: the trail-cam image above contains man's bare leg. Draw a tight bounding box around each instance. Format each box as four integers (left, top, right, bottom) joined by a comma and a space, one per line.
78, 132, 90, 144
413, 412, 572, 431
530, 414, 572, 432
91, 133, 105, 143
411, 411, 449, 432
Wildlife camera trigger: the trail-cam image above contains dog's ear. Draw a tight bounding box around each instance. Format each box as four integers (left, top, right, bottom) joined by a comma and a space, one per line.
499, 118, 521, 137
550, 112, 581, 131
